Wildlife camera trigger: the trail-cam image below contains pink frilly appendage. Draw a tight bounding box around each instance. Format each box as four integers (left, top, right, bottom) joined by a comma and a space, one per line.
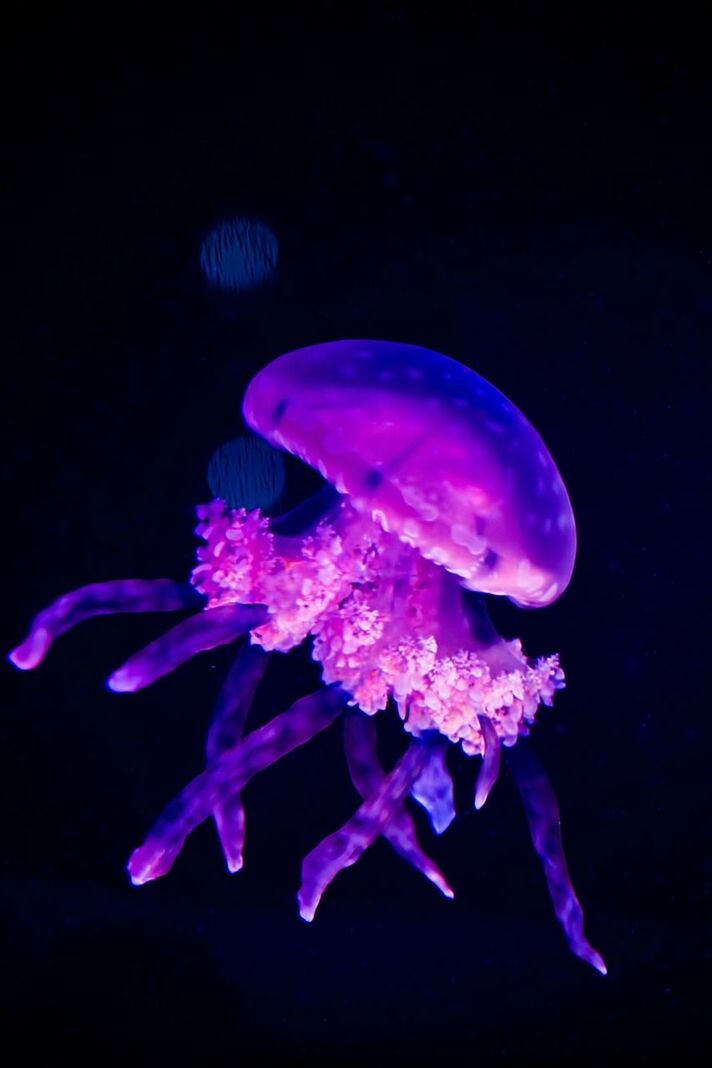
8, 498, 605, 974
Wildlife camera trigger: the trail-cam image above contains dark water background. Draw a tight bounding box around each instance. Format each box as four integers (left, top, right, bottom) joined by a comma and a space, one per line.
2, 8, 708, 1063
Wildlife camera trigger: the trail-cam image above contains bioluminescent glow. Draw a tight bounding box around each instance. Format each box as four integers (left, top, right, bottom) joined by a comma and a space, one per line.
9, 339, 606, 974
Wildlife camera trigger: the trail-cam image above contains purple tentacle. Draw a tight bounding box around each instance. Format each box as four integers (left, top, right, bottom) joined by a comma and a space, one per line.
298, 739, 432, 922
410, 737, 456, 833
107, 604, 269, 693
206, 643, 269, 873
8, 579, 201, 671
504, 740, 607, 975
474, 714, 501, 810
344, 713, 454, 898
128, 685, 345, 885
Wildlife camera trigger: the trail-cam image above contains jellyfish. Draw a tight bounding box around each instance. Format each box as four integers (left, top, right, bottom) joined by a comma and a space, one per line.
207, 434, 286, 511
9, 340, 606, 974
199, 218, 278, 293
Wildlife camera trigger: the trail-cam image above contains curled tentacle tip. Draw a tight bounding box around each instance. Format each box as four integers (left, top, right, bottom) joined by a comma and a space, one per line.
107, 668, 140, 693
127, 861, 151, 885
7, 648, 28, 670
431, 813, 455, 835
298, 901, 317, 923
571, 942, 607, 975
7, 628, 50, 670
127, 846, 170, 885
426, 870, 455, 898
587, 950, 608, 976
474, 774, 497, 809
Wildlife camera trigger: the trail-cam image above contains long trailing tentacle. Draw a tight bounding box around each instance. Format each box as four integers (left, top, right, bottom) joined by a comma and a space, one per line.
107, 604, 269, 692
128, 684, 346, 885
8, 579, 202, 670
474, 714, 501, 810
343, 712, 453, 898
206, 643, 270, 873
298, 738, 433, 922
410, 737, 456, 833
504, 739, 607, 975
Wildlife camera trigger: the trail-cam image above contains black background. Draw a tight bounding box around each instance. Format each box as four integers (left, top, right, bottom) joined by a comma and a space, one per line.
2, 6, 709, 1064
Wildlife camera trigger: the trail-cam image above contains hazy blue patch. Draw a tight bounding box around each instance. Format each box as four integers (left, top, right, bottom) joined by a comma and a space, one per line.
207, 435, 285, 511
200, 218, 278, 292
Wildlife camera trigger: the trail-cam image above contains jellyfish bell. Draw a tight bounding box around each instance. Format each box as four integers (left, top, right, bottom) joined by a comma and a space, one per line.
9, 339, 605, 975
243, 340, 576, 609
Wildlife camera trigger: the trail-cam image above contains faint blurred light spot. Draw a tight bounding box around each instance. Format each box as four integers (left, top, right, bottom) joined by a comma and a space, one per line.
207, 435, 285, 511
200, 218, 278, 293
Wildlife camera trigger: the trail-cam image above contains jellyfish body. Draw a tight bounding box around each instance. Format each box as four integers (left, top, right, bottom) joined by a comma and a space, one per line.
244, 340, 576, 608
9, 340, 606, 974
